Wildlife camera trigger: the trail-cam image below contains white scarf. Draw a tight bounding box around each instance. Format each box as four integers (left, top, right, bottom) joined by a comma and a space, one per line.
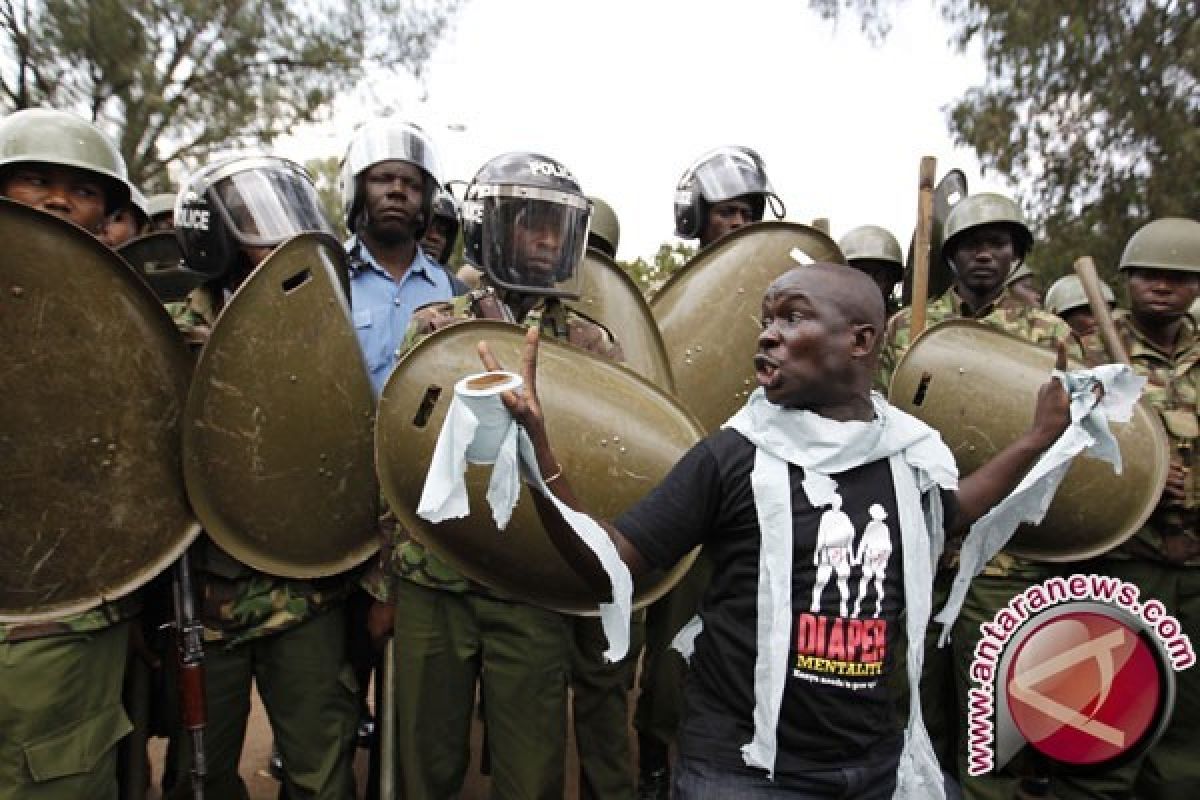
724, 389, 957, 799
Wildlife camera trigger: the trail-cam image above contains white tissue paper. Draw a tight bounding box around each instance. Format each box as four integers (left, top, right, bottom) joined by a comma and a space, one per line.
416, 370, 634, 662
935, 364, 1146, 644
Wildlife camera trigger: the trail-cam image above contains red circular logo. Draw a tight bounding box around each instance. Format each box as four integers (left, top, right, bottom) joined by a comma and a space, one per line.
1005, 611, 1162, 765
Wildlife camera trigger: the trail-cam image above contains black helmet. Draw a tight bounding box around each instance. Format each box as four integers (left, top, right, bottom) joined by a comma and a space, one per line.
673, 145, 784, 239
175, 155, 333, 279
422, 187, 460, 264
462, 152, 591, 298
339, 119, 441, 236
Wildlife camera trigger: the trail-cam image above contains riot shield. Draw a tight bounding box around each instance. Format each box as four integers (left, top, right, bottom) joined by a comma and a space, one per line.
375, 320, 704, 614
0, 198, 199, 622
651, 220, 844, 432
572, 248, 675, 392
889, 320, 1170, 561
183, 233, 379, 577
902, 168, 968, 305
118, 231, 206, 303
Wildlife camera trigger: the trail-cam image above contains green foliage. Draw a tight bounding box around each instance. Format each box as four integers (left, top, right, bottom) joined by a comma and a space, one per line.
618, 241, 696, 299
0, 0, 459, 190
305, 155, 346, 240
944, 1, 1198, 287
812, 0, 1198, 288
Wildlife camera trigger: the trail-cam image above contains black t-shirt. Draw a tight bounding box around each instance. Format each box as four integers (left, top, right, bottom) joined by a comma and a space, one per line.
618, 427, 942, 777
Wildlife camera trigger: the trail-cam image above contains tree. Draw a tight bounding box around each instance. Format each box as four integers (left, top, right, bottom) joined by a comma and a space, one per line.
0, 0, 460, 190
306, 155, 346, 240
618, 241, 696, 299
811, 0, 1198, 285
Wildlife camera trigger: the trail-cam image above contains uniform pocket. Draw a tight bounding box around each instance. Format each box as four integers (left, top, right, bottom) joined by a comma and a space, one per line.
23, 703, 132, 782
352, 307, 396, 375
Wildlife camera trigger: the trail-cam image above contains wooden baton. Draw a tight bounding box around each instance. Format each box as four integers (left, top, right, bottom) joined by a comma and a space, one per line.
910, 157, 938, 337
1072, 256, 1131, 365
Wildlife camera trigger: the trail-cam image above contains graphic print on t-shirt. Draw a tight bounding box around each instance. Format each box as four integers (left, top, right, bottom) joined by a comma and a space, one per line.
795, 490, 895, 689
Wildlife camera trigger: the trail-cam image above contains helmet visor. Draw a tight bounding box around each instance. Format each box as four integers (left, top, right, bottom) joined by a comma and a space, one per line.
478, 189, 589, 298
690, 148, 775, 206
213, 166, 333, 247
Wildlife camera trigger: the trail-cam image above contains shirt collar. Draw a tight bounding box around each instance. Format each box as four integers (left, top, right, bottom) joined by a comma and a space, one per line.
347, 235, 439, 286
948, 284, 1028, 318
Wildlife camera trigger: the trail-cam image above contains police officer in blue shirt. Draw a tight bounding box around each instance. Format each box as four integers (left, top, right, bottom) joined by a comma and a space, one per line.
341, 119, 467, 396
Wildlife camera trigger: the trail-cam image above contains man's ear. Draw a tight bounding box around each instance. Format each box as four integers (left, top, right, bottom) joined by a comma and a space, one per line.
851, 323, 879, 359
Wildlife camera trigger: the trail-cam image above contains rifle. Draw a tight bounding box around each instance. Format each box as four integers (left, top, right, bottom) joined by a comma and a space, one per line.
171, 551, 208, 799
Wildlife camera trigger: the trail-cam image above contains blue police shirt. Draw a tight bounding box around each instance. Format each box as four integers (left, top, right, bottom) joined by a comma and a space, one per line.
347, 237, 459, 396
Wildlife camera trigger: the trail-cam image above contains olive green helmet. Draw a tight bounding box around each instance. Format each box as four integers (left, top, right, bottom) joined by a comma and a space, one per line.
839, 225, 903, 270
1118, 218, 1200, 273
1044, 274, 1115, 316
0, 108, 131, 212
942, 192, 1033, 262
588, 195, 620, 258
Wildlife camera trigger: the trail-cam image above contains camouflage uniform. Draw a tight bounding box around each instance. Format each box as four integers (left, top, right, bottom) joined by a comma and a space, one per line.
882, 287, 1073, 798
0, 599, 138, 800
374, 287, 626, 800
162, 288, 358, 800
1055, 311, 1199, 800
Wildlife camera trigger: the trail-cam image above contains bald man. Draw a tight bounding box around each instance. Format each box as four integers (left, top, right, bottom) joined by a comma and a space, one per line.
481, 264, 1070, 798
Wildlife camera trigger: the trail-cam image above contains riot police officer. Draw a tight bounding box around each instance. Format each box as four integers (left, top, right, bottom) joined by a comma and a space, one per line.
373, 152, 621, 800
880, 192, 1074, 798
0, 107, 138, 800
1044, 273, 1117, 337
587, 195, 620, 260
165, 155, 361, 800
673, 145, 785, 249
340, 119, 467, 397
1064, 218, 1199, 799
839, 224, 905, 313
99, 186, 149, 249
420, 187, 461, 266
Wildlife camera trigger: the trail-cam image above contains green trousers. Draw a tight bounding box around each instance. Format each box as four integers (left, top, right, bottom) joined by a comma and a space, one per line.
391, 579, 569, 800
569, 611, 646, 800
0, 622, 132, 800
1052, 559, 1200, 800
164, 607, 358, 800
952, 570, 1057, 800
633, 553, 714, 770
918, 572, 959, 773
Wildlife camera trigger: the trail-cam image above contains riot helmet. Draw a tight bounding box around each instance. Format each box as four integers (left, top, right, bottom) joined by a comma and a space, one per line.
175, 155, 333, 279
587, 196, 620, 258
1045, 274, 1115, 316
339, 119, 441, 235
420, 187, 459, 265
942, 192, 1034, 267
839, 225, 903, 272
673, 146, 784, 240
1118, 218, 1200, 273
462, 152, 590, 298
0, 108, 131, 213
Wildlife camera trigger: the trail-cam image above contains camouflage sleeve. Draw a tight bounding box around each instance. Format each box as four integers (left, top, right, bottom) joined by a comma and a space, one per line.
166, 288, 215, 347
398, 299, 465, 358
358, 502, 402, 603
877, 309, 913, 393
